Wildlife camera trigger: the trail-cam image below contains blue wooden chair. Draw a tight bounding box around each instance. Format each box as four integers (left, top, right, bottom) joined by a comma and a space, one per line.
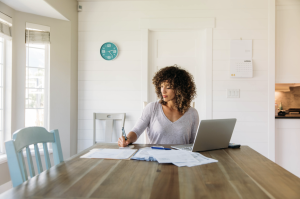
5, 127, 64, 187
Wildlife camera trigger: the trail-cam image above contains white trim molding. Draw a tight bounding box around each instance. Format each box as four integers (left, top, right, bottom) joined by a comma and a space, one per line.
140, 18, 215, 30
204, 28, 213, 119
0, 12, 12, 26
268, 0, 276, 161
26, 22, 51, 32
141, 29, 149, 104
0, 180, 12, 194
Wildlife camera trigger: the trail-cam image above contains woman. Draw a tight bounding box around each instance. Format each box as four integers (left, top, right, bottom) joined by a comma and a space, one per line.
118, 65, 199, 147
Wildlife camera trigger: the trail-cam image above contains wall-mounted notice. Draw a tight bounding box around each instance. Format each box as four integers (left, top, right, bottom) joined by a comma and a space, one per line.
230, 40, 253, 78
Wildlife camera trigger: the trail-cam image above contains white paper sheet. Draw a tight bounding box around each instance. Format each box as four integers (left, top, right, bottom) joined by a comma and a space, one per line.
131, 147, 157, 161
80, 148, 137, 159
148, 150, 197, 163
119, 145, 135, 149
173, 152, 218, 167
230, 40, 252, 60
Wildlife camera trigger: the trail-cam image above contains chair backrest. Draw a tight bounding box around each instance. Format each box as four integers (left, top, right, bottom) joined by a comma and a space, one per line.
192, 101, 195, 108
143, 102, 150, 144
5, 127, 64, 187
93, 113, 126, 144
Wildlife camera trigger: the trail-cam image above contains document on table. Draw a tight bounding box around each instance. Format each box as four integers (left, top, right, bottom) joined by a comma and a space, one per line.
119, 145, 135, 149
173, 152, 218, 167
147, 150, 197, 163
147, 150, 218, 167
131, 147, 157, 161
80, 148, 137, 159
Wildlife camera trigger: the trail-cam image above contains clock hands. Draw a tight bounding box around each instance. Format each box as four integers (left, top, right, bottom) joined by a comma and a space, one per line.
101, 43, 117, 60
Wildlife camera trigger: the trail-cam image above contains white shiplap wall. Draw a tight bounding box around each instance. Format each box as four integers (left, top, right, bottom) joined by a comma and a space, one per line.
78, 0, 269, 156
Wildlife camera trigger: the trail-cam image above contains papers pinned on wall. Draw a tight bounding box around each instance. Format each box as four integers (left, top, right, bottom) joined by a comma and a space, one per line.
230, 40, 252, 60
230, 40, 253, 78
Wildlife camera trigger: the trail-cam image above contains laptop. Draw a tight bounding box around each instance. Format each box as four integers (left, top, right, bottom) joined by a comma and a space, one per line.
171, 118, 237, 152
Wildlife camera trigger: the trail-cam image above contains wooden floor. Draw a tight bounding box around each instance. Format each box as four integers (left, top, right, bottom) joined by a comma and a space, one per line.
1, 143, 300, 199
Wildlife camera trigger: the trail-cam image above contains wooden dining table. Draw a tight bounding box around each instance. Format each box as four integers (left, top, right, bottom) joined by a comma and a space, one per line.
2, 143, 300, 199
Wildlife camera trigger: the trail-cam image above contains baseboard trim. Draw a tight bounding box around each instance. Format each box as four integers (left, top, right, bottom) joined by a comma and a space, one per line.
0, 180, 12, 195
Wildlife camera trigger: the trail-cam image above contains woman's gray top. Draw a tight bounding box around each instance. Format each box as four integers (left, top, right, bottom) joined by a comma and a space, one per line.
131, 101, 199, 144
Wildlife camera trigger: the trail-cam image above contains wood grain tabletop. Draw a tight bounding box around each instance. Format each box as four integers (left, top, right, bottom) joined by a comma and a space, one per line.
1, 143, 300, 199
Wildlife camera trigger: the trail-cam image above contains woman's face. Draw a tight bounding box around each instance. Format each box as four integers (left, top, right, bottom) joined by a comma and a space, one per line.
161, 81, 176, 102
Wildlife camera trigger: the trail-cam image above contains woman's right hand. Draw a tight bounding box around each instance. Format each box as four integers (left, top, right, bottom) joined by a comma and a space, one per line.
118, 136, 129, 147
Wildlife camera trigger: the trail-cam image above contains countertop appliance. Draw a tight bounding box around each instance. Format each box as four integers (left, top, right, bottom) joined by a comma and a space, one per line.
288, 108, 300, 114
278, 111, 286, 116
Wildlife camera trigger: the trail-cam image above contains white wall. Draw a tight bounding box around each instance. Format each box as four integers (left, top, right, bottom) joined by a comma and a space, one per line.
78, 0, 269, 157
0, 0, 78, 191
45, 0, 79, 159
11, 1, 78, 160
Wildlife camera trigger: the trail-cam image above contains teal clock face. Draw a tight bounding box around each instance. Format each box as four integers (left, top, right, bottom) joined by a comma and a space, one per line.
100, 42, 118, 61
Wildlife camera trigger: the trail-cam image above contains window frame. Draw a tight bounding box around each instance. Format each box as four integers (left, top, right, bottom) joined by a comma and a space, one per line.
0, 36, 5, 154
25, 43, 50, 131
0, 35, 11, 155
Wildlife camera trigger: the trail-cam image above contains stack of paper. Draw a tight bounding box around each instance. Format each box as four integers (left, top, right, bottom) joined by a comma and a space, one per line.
80, 148, 137, 159
173, 152, 218, 167
131, 147, 157, 161
131, 148, 217, 167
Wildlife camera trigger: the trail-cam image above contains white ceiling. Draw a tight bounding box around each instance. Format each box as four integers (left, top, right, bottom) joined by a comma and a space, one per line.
0, 0, 68, 21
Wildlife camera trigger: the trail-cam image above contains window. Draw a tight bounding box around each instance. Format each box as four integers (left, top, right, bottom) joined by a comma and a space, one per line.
0, 34, 12, 154
25, 43, 49, 129
0, 37, 4, 153
24, 24, 50, 151
0, 15, 13, 154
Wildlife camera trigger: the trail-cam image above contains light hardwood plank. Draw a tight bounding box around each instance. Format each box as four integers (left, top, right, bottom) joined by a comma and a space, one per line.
225, 146, 300, 198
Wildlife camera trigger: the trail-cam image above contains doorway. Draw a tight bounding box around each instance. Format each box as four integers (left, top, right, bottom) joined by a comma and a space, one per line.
148, 30, 204, 115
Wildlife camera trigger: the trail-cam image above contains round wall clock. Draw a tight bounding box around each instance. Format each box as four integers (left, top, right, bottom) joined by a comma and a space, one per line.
100, 42, 119, 61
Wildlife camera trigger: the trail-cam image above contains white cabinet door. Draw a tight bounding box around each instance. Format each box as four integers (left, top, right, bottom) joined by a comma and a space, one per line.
276, 2, 300, 83
276, 119, 300, 177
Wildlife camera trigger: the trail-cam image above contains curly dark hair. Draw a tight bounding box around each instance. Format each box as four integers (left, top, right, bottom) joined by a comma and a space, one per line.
152, 65, 196, 114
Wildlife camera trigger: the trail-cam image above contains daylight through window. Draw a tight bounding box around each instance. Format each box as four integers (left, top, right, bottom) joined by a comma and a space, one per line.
0, 37, 4, 153
25, 43, 49, 128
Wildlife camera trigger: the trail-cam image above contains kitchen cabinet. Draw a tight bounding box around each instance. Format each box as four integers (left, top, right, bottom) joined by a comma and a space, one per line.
275, 118, 300, 177
275, 1, 300, 83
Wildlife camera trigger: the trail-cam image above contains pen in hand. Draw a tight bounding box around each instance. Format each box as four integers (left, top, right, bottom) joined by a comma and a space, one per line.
122, 127, 127, 141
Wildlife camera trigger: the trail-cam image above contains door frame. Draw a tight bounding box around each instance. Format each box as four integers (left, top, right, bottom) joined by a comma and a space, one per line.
268, 0, 276, 161
140, 18, 215, 119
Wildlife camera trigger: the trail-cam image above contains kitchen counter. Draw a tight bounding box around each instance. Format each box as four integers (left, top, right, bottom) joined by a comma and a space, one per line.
276, 113, 300, 119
